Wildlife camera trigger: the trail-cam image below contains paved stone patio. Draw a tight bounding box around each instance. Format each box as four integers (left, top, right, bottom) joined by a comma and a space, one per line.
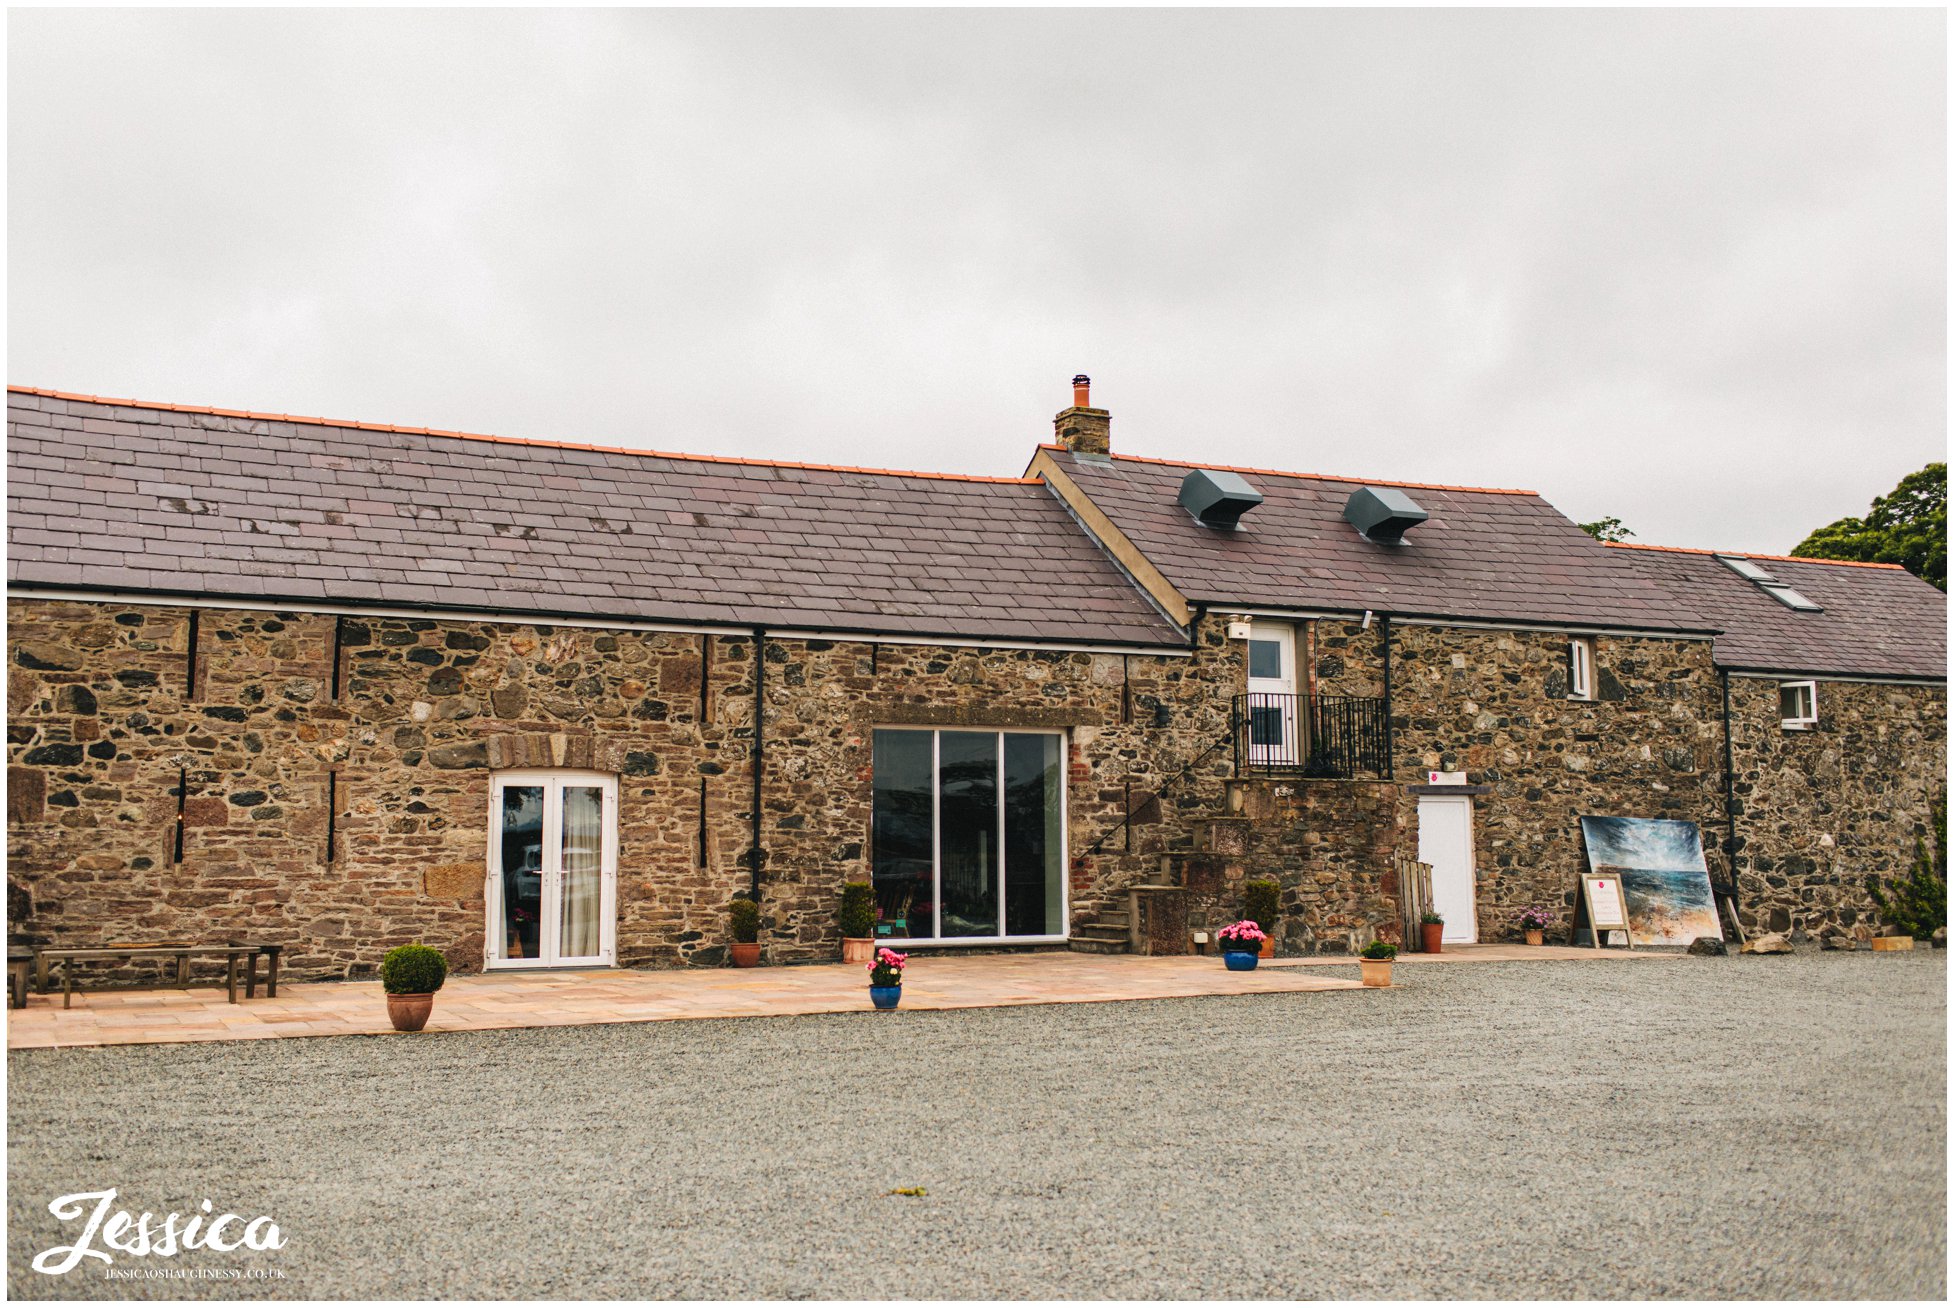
5, 943, 1664, 1050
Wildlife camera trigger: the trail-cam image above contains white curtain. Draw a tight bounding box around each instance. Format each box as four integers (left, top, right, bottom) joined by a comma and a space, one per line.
559, 786, 604, 958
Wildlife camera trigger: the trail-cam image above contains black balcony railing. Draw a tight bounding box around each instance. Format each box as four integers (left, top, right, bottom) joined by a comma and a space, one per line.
1232, 693, 1389, 779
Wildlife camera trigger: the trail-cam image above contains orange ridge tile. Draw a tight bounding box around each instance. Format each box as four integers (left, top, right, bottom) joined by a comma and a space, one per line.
1039, 444, 1540, 496
1605, 541, 1909, 571
8, 385, 1041, 486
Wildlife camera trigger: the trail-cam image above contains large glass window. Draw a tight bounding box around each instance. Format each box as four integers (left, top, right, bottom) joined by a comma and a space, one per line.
870, 729, 1067, 942
1003, 733, 1065, 936
870, 731, 935, 940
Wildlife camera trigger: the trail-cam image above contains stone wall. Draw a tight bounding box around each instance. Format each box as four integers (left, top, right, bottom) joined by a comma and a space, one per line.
11, 595, 1938, 973
7, 597, 1247, 976
1308, 618, 1727, 941
750, 631, 1238, 955
1726, 676, 1946, 942
1177, 777, 1404, 953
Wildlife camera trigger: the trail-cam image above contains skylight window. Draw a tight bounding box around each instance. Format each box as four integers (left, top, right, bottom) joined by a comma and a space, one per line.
1761, 585, 1823, 612
1715, 554, 1823, 612
1717, 555, 1777, 583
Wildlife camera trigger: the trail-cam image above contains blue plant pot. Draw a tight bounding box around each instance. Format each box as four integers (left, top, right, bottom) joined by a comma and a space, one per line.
869, 984, 902, 1010
1223, 950, 1260, 971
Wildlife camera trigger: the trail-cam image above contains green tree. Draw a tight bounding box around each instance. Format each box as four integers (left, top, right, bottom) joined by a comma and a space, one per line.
1579, 516, 1634, 543
1869, 793, 1946, 940
1793, 462, 1946, 590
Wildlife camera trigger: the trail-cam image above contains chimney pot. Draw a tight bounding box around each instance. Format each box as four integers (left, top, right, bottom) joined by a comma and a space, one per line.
1055, 374, 1110, 455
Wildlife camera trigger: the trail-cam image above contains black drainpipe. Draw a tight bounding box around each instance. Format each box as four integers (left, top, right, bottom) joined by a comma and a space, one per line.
1720, 669, 1740, 912
1380, 614, 1395, 780
750, 625, 766, 901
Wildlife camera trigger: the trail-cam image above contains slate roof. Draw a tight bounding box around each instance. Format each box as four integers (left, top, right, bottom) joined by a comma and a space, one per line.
1042, 447, 1711, 633
1609, 544, 1947, 680
6, 389, 1186, 648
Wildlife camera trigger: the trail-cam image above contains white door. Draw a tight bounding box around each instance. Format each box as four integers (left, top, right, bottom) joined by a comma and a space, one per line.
1244, 622, 1299, 766
487, 771, 619, 968
1417, 796, 1478, 943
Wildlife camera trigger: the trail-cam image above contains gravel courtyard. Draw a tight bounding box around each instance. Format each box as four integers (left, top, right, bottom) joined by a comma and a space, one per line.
7, 950, 1945, 1300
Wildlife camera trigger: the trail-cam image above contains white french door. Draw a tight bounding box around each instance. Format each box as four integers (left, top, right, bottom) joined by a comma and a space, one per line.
487, 771, 618, 969
1244, 622, 1300, 767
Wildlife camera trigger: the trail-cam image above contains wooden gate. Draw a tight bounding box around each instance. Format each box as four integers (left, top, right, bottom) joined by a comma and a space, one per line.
1395, 855, 1435, 951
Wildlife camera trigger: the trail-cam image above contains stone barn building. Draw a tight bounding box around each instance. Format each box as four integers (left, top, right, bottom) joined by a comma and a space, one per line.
6, 380, 1944, 976
1614, 544, 1946, 942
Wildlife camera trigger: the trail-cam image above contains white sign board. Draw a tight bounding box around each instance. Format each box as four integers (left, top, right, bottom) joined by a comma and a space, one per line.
1580, 874, 1631, 949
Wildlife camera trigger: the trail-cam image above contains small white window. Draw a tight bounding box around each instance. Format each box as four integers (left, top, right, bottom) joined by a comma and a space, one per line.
1568, 637, 1595, 701
1780, 681, 1818, 729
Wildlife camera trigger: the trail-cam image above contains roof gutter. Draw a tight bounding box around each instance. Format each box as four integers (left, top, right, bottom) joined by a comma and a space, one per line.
5, 583, 1192, 658
1196, 602, 1721, 641
1720, 667, 1947, 687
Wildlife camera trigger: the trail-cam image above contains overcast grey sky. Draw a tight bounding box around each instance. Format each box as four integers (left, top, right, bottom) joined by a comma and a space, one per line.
8, 8, 1945, 554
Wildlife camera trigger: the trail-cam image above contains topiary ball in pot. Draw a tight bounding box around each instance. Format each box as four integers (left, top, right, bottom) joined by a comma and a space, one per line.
1243, 879, 1281, 955
380, 943, 448, 1032
381, 943, 448, 995
729, 897, 760, 944
729, 897, 762, 967
838, 881, 877, 962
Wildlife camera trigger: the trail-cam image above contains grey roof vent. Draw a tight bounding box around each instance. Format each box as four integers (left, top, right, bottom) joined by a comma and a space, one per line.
1344, 486, 1429, 544
1178, 468, 1263, 530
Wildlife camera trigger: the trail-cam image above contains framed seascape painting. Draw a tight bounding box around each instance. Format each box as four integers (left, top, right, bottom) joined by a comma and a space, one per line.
1578, 817, 1722, 946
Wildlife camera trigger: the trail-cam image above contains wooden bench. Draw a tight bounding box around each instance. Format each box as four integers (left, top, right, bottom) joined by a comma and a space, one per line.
8, 949, 32, 1010
34, 943, 284, 1009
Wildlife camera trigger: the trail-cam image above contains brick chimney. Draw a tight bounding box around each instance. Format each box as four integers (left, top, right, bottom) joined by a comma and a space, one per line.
1054, 373, 1110, 455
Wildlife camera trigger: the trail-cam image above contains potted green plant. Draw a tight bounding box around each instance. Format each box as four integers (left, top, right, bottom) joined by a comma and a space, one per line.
839, 881, 877, 964
729, 897, 761, 967
1215, 920, 1268, 970
1419, 910, 1445, 954
380, 943, 448, 1032
1243, 878, 1281, 958
1515, 905, 1556, 946
1359, 939, 1396, 988
868, 947, 907, 1009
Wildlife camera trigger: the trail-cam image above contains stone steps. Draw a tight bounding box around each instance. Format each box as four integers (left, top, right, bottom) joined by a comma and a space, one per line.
1066, 899, 1133, 953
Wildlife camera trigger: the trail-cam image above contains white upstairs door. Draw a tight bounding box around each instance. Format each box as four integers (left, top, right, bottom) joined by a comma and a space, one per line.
1417, 796, 1478, 943
1244, 622, 1299, 767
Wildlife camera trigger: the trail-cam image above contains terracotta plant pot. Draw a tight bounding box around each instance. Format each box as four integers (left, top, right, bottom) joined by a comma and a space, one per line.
730, 942, 761, 967
841, 937, 875, 964
1421, 923, 1444, 954
1524, 929, 1544, 947
1258, 936, 1275, 959
386, 992, 433, 1032
1359, 959, 1392, 988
